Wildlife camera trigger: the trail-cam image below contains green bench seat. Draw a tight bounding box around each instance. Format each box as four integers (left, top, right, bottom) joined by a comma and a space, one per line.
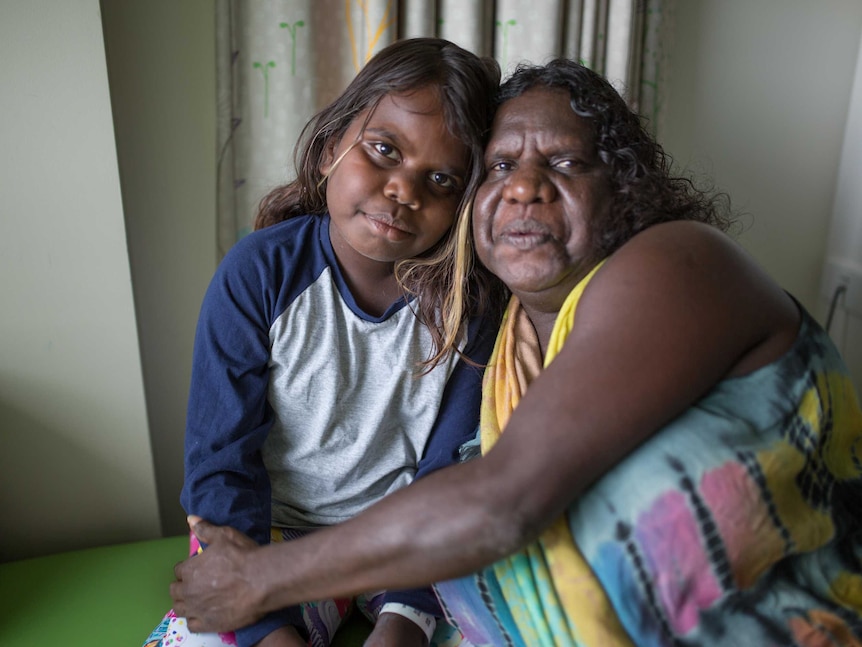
0, 535, 371, 646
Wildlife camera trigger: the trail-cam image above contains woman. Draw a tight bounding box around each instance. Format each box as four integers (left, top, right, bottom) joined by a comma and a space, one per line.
172, 59, 862, 646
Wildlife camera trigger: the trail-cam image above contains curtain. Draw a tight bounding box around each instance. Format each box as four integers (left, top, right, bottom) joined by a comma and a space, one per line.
216, 0, 673, 256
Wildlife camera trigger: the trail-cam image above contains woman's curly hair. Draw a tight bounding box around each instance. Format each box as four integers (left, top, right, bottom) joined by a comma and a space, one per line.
497, 59, 733, 256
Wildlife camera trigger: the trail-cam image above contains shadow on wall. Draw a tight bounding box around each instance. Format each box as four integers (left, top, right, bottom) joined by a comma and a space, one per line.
0, 397, 158, 562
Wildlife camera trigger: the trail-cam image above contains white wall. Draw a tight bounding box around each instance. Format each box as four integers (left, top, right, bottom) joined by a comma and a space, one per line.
661, 0, 862, 388
821, 36, 862, 388
0, 1, 161, 560
101, 0, 217, 537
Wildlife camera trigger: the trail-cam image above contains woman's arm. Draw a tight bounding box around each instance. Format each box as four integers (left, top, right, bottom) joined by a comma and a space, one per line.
173, 221, 800, 633
378, 308, 501, 618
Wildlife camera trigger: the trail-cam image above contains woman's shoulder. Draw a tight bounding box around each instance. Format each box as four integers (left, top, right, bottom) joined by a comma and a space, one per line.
586, 221, 742, 302
599, 220, 774, 296
585, 220, 800, 379
613, 220, 734, 260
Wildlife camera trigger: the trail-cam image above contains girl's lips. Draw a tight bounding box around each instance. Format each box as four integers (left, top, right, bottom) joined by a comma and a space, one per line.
364, 213, 413, 241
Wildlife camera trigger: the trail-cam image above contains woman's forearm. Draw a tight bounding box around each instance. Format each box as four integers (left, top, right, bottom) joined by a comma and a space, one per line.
249, 456, 538, 613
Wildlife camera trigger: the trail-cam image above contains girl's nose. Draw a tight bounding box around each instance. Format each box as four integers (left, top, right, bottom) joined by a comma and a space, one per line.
501, 167, 556, 204
384, 171, 421, 209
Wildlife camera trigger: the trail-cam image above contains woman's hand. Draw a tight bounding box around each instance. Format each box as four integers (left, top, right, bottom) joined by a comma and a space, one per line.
171, 516, 266, 633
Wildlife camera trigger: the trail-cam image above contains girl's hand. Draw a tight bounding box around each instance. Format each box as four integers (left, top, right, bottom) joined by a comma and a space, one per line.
171, 517, 265, 633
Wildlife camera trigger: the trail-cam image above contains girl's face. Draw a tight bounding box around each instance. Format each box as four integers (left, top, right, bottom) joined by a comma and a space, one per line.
321, 86, 469, 273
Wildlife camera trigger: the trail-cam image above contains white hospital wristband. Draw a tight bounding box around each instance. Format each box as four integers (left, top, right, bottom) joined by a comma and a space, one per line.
378, 602, 437, 643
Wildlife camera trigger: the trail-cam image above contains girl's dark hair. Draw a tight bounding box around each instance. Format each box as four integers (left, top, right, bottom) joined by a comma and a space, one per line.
497, 59, 733, 256
254, 38, 503, 368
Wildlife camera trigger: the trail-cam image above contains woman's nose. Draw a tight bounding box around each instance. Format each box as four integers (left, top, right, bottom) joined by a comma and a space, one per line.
501, 167, 555, 204
384, 171, 421, 209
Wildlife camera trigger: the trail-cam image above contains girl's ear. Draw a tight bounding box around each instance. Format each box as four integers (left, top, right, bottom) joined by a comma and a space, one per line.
318, 137, 338, 176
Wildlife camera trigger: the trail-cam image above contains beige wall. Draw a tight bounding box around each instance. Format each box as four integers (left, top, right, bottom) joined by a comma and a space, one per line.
0, 0, 161, 560
101, 0, 217, 537
660, 0, 862, 388
0, 0, 215, 559
821, 36, 862, 389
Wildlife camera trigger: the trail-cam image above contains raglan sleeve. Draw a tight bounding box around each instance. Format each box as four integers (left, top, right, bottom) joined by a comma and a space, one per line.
180, 239, 292, 646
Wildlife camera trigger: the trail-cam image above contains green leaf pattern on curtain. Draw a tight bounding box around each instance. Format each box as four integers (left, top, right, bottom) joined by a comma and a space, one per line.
278, 20, 306, 76
216, 0, 672, 256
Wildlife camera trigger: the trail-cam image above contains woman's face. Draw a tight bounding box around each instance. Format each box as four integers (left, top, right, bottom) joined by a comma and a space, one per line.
473, 86, 613, 308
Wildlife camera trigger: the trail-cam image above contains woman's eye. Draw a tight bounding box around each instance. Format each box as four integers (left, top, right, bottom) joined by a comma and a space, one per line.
554, 158, 587, 171
429, 172, 458, 191
489, 160, 514, 172
373, 142, 398, 159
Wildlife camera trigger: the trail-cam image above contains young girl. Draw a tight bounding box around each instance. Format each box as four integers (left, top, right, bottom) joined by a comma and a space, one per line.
143, 38, 503, 647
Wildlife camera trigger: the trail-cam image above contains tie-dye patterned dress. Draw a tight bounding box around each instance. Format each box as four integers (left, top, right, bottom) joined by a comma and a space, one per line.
435, 266, 862, 647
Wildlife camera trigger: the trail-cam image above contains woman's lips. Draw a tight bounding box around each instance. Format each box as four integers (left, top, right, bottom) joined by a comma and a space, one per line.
497, 219, 554, 248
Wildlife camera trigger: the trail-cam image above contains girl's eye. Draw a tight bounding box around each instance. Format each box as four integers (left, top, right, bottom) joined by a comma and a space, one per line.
429, 172, 458, 191
373, 142, 398, 160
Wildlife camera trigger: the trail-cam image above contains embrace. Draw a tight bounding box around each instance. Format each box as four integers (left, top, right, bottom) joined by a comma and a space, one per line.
160, 41, 862, 647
